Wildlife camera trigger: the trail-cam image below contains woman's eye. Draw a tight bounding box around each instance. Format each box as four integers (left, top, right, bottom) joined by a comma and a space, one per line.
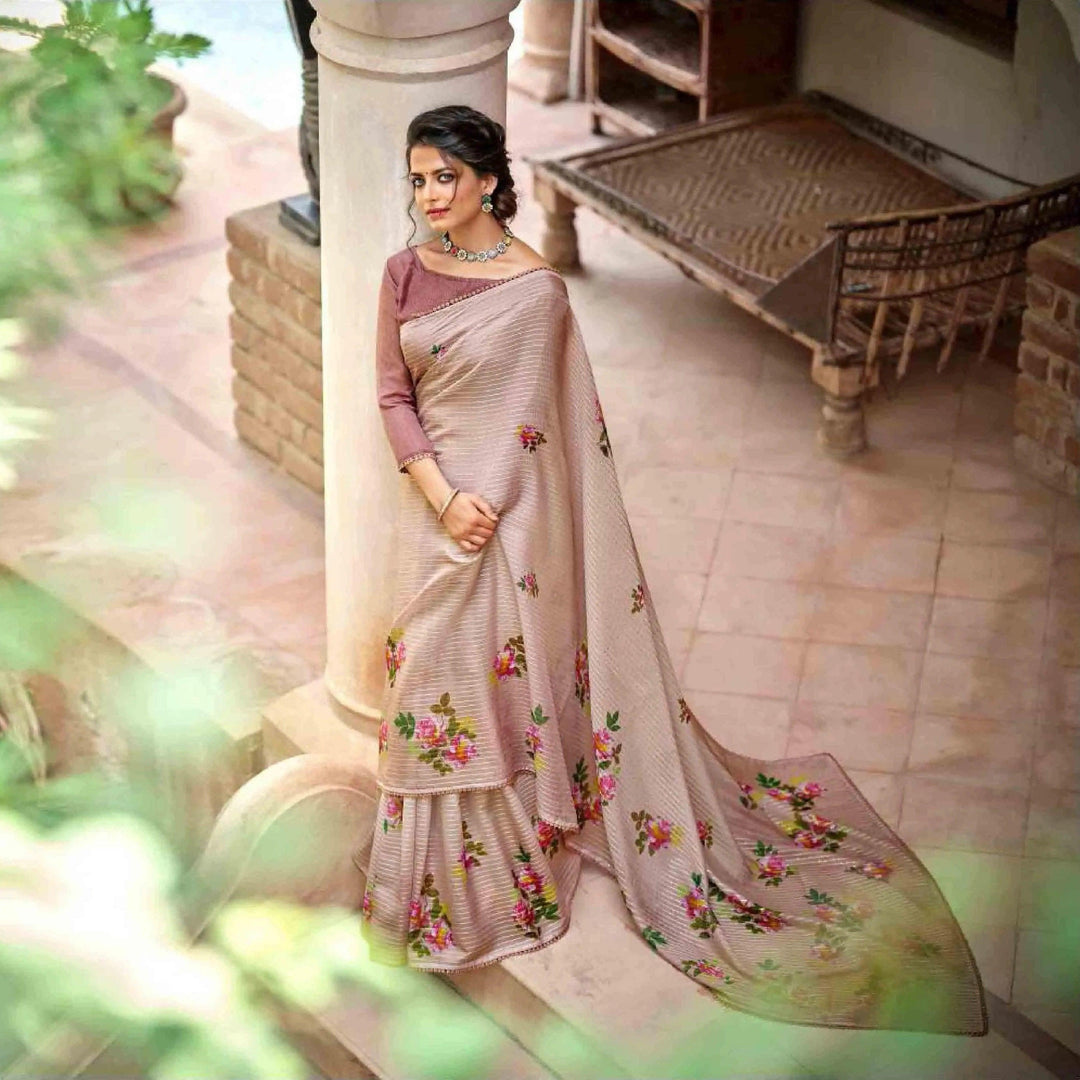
438, 173, 454, 183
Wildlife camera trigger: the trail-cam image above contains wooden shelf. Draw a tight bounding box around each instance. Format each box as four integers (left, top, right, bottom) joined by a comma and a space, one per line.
585, 0, 797, 136
592, 15, 701, 96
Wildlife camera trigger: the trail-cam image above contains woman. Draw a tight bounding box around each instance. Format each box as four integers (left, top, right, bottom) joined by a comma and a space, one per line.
366, 105, 986, 1035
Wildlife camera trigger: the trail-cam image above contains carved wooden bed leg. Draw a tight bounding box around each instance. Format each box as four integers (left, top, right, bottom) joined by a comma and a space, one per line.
813, 354, 868, 457
534, 176, 581, 271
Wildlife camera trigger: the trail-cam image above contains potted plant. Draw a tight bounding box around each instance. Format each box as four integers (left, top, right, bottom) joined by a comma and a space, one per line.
0, 0, 211, 222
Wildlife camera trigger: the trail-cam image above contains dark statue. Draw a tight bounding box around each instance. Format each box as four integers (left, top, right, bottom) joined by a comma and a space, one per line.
280, 0, 320, 245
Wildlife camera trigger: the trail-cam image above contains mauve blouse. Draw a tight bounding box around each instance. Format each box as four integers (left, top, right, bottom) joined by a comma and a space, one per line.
377, 245, 512, 472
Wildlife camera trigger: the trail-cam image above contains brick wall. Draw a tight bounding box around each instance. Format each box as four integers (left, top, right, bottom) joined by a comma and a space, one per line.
1015, 228, 1080, 496
226, 203, 324, 494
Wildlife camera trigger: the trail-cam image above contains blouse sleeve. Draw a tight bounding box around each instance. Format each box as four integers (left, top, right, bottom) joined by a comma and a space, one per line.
375, 261, 439, 473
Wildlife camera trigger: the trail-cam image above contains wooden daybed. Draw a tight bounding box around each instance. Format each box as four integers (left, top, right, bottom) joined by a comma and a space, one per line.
528, 94, 1080, 454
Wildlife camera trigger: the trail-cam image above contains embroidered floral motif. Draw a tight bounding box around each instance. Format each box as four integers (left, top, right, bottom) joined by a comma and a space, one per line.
631, 810, 684, 855
574, 640, 590, 708
755, 959, 811, 1007
595, 395, 612, 458
678, 871, 721, 938
677, 697, 696, 725
385, 628, 406, 688
377, 718, 389, 757
491, 635, 527, 682
361, 875, 375, 921
429, 343, 448, 360
533, 817, 564, 857
804, 887, 869, 962
697, 818, 714, 848
902, 934, 942, 958
408, 873, 453, 958
382, 795, 403, 833
525, 704, 549, 769
511, 846, 559, 939
571, 757, 602, 827
641, 926, 667, 952
394, 693, 478, 776
847, 858, 894, 881
738, 782, 760, 810
755, 774, 825, 813
715, 888, 790, 934
453, 819, 486, 880
752, 841, 796, 886
630, 583, 645, 614
780, 811, 849, 853
517, 570, 540, 598
681, 959, 734, 986
516, 424, 547, 453
593, 711, 622, 805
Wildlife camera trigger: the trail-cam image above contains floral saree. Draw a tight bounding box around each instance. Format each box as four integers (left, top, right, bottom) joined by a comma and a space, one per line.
361, 267, 987, 1035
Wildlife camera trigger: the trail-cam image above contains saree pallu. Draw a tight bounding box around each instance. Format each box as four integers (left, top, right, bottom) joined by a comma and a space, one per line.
361, 268, 987, 1035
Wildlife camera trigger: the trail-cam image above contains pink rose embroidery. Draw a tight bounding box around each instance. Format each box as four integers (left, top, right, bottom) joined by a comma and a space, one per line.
516, 424, 547, 453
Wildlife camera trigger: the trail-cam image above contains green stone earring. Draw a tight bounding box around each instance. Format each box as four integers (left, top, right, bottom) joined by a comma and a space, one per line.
480, 193, 494, 213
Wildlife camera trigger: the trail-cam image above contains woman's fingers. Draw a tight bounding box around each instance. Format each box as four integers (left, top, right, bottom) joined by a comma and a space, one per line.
474, 496, 499, 523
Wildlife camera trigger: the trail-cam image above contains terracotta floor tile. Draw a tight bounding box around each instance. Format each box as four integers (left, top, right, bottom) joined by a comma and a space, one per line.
725, 472, 839, 532
645, 571, 707, 633
914, 848, 1023, 930
627, 515, 720, 577
1055, 494, 1080, 555
927, 596, 1046, 661
735, 425, 848, 480
844, 769, 904, 829
867, 391, 962, 445
621, 465, 733, 520
698, 576, 821, 639
951, 439, 1052, 495
835, 478, 948, 538
1018, 858, 1080, 931
683, 632, 804, 699
936, 542, 1051, 601
744, 378, 822, 431
1040, 660, 1080, 727
1046, 597, 1080, 668
710, 520, 829, 583
810, 587, 931, 650
961, 924, 1017, 1001
1031, 724, 1080, 792
799, 643, 922, 711
682, 692, 793, 759
842, 442, 956, 489
899, 776, 1027, 855
823, 534, 940, 593
956, 383, 1016, 443
1051, 553, 1080, 602
944, 490, 1055, 546
918, 654, 1039, 724
1013, 930, 1080, 1013
786, 702, 913, 772
1026, 788, 1080, 860
907, 714, 1033, 793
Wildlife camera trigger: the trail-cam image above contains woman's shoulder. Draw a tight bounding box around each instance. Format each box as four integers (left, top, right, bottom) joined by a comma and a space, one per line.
385, 246, 416, 283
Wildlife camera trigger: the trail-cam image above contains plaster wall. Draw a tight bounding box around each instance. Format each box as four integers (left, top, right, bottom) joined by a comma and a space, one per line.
797, 0, 1080, 196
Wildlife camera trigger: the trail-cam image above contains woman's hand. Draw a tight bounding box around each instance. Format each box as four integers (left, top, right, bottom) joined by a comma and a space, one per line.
441, 492, 499, 553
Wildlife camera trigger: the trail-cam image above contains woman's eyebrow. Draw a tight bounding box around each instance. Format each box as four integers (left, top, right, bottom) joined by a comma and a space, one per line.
408, 166, 455, 178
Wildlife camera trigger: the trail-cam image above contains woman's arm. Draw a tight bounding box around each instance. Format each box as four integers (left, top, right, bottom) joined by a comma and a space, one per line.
375, 261, 499, 552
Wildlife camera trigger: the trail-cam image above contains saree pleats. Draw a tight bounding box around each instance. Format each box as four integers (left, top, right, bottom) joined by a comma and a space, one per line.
361, 269, 987, 1035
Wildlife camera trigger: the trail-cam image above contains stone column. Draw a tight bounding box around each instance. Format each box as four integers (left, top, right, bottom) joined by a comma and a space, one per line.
313, 0, 520, 720
508, 0, 574, 104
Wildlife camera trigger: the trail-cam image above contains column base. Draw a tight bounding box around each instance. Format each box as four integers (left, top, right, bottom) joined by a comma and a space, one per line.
817, 390, 868, 458
509, 53, 569, 103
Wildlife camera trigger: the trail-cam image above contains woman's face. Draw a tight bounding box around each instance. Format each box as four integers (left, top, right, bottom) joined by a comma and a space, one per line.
408, 143, 494, 232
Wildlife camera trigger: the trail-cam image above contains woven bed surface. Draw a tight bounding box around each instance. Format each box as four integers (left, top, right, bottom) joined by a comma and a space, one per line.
579, 112, 966, 285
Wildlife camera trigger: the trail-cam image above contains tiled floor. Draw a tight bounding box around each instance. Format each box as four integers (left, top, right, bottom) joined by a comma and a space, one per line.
5, 67, 1079, 1079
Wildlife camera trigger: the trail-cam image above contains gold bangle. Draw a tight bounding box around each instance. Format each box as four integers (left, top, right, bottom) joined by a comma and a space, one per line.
436, 488, 459, 521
